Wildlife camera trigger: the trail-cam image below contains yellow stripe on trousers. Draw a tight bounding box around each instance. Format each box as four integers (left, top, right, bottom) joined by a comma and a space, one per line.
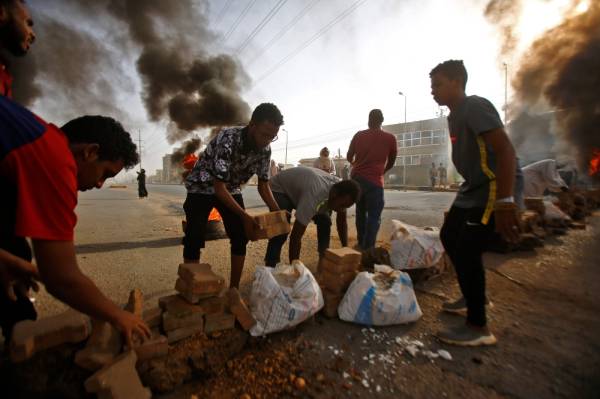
477, 136, 496, 225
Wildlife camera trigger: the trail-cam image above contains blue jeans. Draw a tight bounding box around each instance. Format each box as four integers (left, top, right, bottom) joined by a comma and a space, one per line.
353, 176, 384, 249
264, 192, 332, 266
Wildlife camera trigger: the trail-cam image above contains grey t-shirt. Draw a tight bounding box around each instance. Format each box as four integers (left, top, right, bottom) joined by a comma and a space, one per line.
270, 166, 340, 226
447, 95, 504, 208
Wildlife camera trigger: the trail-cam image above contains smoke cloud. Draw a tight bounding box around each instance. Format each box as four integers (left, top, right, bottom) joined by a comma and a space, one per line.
486, 0, 600, 174
484, 0, 522, 60
171, 137, 202, 166
9, 0, 251, 142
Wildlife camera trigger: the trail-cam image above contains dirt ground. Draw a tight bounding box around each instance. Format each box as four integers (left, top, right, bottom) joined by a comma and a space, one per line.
2, 187, 599, 398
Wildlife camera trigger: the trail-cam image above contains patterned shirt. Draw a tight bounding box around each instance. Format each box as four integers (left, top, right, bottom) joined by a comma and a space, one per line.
185, 126, 271, 195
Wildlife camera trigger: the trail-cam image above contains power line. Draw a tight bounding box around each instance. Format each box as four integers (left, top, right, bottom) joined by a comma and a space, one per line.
215, 0, 234, 24
236, 0, 289, 54
248, 0, 321, 66
270, 124, 363, 151
253, 0, 368, 85
222, 0, 258, 43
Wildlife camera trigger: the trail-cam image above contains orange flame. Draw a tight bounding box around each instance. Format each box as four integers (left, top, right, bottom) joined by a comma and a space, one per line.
590, 149, 600, 176
183, 153, 198, 171
208, 208, 222, 222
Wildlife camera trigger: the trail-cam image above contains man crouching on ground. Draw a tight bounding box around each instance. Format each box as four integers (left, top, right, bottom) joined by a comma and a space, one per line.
183, 103, 283, 288
264, 166, 361, 266
0, 95, 150, 346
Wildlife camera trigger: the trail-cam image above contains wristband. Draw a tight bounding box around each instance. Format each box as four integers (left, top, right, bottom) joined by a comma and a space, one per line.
496, 196, 514, 203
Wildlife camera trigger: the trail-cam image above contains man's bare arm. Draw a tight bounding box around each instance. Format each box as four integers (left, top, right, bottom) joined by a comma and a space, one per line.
336, 210, 348, 247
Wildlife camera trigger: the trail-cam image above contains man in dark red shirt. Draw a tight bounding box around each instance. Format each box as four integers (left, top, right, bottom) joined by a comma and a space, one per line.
0, 0, 36, 97
0, 95, 150, 346
347, 109, 397, 250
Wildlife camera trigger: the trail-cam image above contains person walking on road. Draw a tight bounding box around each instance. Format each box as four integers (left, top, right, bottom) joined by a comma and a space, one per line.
430, 59, 520, 347
183, 103, 283, 289
264, 166, 360, 266
438, 163, 447, 189
346, 109, 397, 250
137, 168, 148, 198
429, 162, 438, 190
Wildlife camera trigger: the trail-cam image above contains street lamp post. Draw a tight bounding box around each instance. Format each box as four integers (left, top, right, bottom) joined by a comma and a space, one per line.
398, 91, 407, 188
282, 128, 289, 167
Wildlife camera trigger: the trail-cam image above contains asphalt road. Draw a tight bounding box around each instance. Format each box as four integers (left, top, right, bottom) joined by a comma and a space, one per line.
146, 183, 456, 237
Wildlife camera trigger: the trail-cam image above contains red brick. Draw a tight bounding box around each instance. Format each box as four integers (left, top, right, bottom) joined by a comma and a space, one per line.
135, 334, 168, 363
319, 256, 360, 274
227, 288, 256, 331
162, 310, 204, 331
322, 289, 343, 318
10, 309, 91, 363
319, 269, 357, 294
177, 263, 212, 281
158, 294, 179, 310
324, 247, 362, 264
166, 324, 203, 344
204, 312, 235, 334
175, 278, 216, 303
75, 318, 122, 371
252, 210, 291, 239
175, 266, 225, 296
124, 288, 143, 317
84, 350, 151, 398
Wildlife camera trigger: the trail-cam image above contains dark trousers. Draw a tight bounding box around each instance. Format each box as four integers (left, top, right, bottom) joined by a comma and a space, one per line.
264, 192, 332, 266
440, 206, 496, 327
0, 238, 37, 343
353, 176, 384, 250
183, 192, 248, 260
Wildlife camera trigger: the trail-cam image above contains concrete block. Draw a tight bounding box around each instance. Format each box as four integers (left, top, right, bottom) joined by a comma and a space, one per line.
319, 256, 360, 274
10, 309, 91, 363
322, 289, 342, 318
135, 334, 168, 363
253, 210, 291, 239
158, 294, 179, 310
175, 267, 225, 296
175, 278, 217, 303
166, 324, 203, 344
324, 247, 362, 264
162, 311, 204, 332
227, 288, 256, 331
75, 318, 122, 371
84, 350, 151, 399
319, 269, 357, 294
177, 263, 212, 281
142, 307, 162, 329
204, 312, 235, 334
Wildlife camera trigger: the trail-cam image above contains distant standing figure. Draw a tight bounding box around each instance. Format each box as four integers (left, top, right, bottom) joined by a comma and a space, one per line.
429, 162, 437, 190
341, 163, 351, 180
137, 169, 148, 198
313, 147, 336, 175
270, 159, 279, 178
438, 163, 447, 188
347, 109, 397, 250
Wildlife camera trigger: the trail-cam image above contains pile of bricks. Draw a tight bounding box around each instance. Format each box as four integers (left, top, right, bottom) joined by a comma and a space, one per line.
317, 247, 361, 318
524, 197, 546, 217
8, 264, 257, 398
252, 210, 291, 240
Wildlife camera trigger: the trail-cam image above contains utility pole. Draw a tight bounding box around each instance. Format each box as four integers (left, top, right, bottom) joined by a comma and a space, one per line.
399, 91, 407, 189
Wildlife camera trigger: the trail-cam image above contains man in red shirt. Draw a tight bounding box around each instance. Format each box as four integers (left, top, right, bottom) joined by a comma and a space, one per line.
346, 109, 397, 249
0, 95, 150, 346
0, 0, 36, 97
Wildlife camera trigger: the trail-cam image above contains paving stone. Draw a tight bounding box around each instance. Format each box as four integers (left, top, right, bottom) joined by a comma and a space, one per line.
124, 289, 143, 317
135, 334, 168, 363
75, 318, 122, 371
142, 307, 162, 329
319, 269, 358, 294
10, 309, 91, 363
204, 312, 235, 334
166, 324, 204, 344
319, 256, 360, 274
253, 210, 291, 239
324, 247, 362, 264
84, 350, 151, 398
162, 311, 204, 332
227, 288, 256, 331
177, 263, 212, 282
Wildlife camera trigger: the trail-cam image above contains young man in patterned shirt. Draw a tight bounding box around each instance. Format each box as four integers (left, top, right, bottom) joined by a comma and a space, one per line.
183, 103, 283, 288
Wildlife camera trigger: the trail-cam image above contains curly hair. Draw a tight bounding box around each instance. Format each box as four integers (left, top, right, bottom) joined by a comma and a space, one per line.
331, 179, 361, 203
61, 116, 139, 169
430, 60, 468, 90
251, 103, 284, 126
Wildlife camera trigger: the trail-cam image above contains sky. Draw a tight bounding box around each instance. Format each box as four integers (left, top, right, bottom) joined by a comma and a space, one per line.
25, 0, 573, 181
